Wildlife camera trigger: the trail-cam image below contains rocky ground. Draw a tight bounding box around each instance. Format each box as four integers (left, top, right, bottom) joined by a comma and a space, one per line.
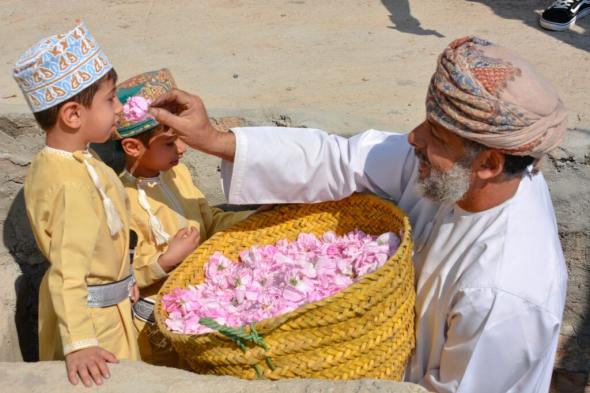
0, 0, 588, 391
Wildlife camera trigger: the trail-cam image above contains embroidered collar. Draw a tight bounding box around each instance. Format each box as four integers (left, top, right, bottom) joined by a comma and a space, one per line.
122, 169, 162, 186
43, 145, 91, 159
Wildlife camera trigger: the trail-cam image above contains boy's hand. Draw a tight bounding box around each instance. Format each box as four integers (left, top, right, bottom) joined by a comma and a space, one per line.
130, 283, 140, 304
158, 227, 200, 272
65, 346, 118, 387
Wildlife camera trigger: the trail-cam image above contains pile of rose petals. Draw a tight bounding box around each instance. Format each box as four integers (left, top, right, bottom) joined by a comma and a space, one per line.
163, 230, 400, 334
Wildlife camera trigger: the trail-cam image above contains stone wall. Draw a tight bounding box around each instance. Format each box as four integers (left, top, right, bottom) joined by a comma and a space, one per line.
0, 114, 588, 391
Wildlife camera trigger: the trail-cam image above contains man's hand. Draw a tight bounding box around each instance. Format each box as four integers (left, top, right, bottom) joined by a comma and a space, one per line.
158, 227, 201, 272
148, 89, 236, 161
65, 346, 118, 387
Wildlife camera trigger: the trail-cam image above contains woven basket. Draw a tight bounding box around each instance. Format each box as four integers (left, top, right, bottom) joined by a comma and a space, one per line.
155, 193, 415, 380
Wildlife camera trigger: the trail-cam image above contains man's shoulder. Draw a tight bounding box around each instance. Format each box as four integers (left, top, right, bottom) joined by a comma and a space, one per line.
459, 173, 566, 316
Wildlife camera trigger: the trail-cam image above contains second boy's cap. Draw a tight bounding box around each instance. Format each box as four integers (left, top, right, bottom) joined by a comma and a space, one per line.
13, 22, 112, 113
114, 68, 176, 140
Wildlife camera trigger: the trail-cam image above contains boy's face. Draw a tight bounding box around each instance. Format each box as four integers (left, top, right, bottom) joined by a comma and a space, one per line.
132, 127, 187, 174
82, 78, 122, 143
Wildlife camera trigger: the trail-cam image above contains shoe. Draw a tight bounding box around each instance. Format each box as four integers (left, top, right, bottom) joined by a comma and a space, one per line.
539, 0, 590, 31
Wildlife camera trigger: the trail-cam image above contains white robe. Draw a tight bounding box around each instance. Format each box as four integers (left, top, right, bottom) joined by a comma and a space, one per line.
220, 127, 567, 393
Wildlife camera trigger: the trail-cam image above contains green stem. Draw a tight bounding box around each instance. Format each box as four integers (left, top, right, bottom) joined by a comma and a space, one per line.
199, 318, 276, 377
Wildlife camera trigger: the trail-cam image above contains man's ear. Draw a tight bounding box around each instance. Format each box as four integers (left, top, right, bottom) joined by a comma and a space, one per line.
57, 101, 83, 129
473, 150, 505, 180
120, 138, 145, 158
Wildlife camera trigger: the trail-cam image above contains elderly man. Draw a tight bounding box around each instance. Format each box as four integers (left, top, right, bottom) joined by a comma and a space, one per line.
149, 37, 567, 392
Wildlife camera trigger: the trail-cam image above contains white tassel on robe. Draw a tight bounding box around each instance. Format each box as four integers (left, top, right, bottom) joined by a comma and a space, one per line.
136, 184, 170, 246
81, 158, 123, 236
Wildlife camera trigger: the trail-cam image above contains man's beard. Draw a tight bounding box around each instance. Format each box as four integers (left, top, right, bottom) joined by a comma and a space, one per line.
414, 152, 472, 204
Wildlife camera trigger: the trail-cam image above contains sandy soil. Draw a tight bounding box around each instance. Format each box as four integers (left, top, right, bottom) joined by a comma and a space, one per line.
0, 0, 588, 134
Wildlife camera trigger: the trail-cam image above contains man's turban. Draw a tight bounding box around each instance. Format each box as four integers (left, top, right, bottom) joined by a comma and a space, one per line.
426, 36, 567, 159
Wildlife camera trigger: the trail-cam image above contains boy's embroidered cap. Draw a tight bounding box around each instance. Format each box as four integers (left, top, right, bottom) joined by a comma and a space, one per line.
114, 68, 176, 139
13, 22, 113, 113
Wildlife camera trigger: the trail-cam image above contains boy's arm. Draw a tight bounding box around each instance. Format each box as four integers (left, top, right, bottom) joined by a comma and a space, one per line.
47, 183, 101, 354
131, 229, 198, 285
131, 228, 168, 288
202, 204, 252, 239
177, 163, 251, 239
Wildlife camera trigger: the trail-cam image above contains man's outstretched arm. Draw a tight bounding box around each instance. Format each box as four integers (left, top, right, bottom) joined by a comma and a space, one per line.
150, 89, 416, 205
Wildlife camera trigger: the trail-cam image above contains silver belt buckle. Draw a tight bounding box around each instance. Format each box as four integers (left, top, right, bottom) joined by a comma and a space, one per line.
133, 297, 156, 324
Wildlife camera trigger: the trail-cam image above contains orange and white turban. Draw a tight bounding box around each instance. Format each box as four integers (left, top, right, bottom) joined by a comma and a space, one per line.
426, 36, 567, 159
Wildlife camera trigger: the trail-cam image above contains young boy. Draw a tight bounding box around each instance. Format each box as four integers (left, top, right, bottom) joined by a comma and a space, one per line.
13, 23, 140, 387
114, 69, 252, 366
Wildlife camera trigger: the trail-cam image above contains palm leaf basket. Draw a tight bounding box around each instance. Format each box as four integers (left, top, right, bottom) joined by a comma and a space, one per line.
155, 193, 415, 380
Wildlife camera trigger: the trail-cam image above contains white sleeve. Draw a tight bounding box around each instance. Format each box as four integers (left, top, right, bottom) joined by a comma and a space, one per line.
220, 127, 417, 204
422, 288, 561, 393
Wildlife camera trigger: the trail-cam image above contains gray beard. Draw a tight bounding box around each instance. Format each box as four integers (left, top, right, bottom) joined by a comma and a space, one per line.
415, 160, 472, 204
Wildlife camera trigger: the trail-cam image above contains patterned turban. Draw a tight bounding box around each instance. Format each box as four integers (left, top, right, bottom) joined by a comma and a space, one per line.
426, 36, 567, 159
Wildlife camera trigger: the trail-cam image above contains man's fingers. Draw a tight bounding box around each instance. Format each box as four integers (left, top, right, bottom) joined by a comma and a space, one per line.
148, 106, 185, 132
88, 363, 103, 385
151, 88, 193, 108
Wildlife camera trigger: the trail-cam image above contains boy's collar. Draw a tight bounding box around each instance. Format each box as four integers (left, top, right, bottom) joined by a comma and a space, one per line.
43, 145, 91, 159
122, 168, 162, 184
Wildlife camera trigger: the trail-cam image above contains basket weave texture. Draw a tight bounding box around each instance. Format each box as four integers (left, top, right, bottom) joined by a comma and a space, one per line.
155, 193, 415, 380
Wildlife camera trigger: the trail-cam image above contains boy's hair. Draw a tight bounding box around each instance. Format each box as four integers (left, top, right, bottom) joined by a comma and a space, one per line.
120, 125, 164, 148
33, 68, 118, 130
116, 125, 161, 160
133, 126, 160, 146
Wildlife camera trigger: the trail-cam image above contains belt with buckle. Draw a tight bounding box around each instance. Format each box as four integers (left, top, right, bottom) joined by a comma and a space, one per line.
132, 297, 156, 324
87, 274, 135, 308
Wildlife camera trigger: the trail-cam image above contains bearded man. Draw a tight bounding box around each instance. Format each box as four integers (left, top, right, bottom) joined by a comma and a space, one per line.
149, 37, 568, 393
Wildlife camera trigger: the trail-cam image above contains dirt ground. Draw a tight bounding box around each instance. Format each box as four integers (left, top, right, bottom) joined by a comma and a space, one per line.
1, 0, 589, 134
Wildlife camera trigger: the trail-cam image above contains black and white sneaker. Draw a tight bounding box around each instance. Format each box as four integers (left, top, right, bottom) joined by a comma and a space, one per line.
539, 0, 590, 31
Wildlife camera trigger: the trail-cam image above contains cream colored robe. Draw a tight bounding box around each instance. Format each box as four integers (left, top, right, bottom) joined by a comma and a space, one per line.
25, 147, 139, 360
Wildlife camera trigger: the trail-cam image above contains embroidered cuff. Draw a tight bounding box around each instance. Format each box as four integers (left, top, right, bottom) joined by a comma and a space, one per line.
63, 338, 99, 355
151, 253, 168, 280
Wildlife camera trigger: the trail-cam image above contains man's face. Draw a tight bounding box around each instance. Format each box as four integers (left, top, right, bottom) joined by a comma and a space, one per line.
408, 120, 475, 203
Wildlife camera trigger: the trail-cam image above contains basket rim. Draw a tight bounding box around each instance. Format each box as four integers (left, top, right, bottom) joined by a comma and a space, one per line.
155, 193, 413, 342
